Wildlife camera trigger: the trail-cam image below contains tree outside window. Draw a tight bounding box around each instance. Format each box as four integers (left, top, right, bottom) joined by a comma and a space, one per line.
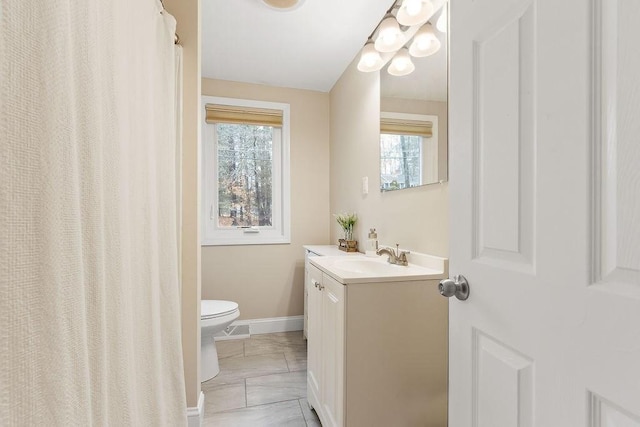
380, 133, 423, 190
216, 123, 273, 227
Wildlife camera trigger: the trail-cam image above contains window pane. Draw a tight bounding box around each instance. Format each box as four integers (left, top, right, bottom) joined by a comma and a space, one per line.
216, 123, 273, 227
380, 134, 422, 190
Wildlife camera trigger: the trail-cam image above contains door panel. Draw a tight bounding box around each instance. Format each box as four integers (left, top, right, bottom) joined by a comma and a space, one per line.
321, 275, 344, 427
474, 331, 533, 427
585, 0, 640, 420
306, 264, 322, 409
472, 1, 535, 272
589, 394, 640, 427
594, 0, 640, 289
449, 0, 640, 425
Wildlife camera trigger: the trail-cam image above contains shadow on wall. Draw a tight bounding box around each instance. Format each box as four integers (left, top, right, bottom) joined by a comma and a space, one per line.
287, 259, 305, 317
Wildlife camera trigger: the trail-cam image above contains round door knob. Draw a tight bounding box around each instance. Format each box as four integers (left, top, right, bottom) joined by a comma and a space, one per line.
439, 279, 457, 297
438, 275, 470, 301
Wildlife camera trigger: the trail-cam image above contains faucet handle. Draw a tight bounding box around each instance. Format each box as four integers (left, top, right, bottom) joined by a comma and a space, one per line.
395, 244, 409, 256
398, 250, 410, 265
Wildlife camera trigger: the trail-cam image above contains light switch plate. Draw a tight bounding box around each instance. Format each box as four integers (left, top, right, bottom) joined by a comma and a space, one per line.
362, 176, 369, 195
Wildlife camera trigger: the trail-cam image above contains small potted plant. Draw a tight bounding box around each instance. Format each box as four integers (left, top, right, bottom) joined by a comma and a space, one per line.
335, 212, 358, 252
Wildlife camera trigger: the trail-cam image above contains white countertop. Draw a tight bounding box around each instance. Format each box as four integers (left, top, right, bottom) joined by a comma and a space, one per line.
309, 254, 447, 284
303, 245, 361, 257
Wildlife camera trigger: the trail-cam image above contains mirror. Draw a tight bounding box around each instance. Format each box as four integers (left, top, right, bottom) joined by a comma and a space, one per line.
379, 3, 448, 191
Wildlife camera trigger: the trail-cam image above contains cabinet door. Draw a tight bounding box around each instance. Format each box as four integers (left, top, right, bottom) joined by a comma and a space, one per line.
321, 275, 345, 427
306, 264, 323, 411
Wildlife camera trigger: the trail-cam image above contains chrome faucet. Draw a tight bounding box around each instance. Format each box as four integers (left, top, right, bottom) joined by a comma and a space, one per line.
376, 244, 410, 266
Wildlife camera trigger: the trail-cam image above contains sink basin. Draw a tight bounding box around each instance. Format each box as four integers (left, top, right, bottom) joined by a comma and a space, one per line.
309, 255, 445, 284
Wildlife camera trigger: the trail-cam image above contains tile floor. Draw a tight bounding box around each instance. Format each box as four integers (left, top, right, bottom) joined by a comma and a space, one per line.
202, 331, 321, 427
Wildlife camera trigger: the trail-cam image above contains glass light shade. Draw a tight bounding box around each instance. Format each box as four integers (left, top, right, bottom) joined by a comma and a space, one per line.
397, 0, 435, 26
436, 5, 448, 33
374, 15, 406, 53
261, 0, 305, 11
357, 42, 384, 72
387, 48, 415, 76
409, 23, 441, 57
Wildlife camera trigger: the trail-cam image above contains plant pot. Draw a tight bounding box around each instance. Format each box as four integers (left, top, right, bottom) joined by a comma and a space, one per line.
338, 239, 358, 252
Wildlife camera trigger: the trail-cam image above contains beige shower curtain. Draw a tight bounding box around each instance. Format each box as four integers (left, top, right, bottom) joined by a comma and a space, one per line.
1, 1, 186, 425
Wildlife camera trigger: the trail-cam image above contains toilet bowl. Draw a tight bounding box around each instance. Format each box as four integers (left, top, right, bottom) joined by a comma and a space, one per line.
201, 300, 240, 382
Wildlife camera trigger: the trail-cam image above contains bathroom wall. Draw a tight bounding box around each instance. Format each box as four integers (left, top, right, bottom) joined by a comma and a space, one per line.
329, 57, 449, 257
201, 78, 331, 320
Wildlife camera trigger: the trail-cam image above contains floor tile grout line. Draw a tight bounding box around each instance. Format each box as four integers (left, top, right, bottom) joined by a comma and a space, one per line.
284, 351, 291, 372
244, 378, 248, 409
210, 397, 307, 416
206, 368, 291, 386
209, 351, 292, 384
298, 399, 308, 425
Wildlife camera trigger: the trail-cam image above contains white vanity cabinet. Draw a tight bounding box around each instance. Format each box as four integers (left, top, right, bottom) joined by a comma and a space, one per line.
306, 255, 448, 427
307, 263, 344, 427
303, 245, 356, 339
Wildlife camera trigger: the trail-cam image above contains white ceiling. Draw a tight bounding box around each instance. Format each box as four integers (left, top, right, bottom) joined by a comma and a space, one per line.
202, 0, 394, 92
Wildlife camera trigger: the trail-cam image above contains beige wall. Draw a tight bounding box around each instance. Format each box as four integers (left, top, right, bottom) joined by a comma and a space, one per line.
330, 57, 449, 257
201, 79, 331, 319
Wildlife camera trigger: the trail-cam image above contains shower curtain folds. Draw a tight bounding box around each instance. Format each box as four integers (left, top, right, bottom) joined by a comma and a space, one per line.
1, 0, 187, 425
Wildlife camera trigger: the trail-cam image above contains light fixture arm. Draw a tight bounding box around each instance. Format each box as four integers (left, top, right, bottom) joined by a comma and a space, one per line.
364, 0, 402, 42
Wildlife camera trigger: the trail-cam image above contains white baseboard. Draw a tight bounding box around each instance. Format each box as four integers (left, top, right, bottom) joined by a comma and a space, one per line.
249, 315, 304, 335
215, 315, 304, 340
186, 391, 204, 427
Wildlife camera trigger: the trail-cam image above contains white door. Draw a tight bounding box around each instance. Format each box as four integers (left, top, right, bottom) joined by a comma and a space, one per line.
448, 0, 640, 425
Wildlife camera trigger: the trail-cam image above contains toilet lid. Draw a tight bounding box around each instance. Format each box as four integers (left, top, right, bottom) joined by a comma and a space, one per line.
201, 300, 239, 319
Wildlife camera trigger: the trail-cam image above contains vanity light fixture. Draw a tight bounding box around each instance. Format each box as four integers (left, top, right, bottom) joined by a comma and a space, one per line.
260, 0, 305, 11
357, 0, 446, 76
408, 23, 441, 57
374, 14, 406, 53
396, 0, 435, 26
357, 41, 385, 72
387, 48, 415, 76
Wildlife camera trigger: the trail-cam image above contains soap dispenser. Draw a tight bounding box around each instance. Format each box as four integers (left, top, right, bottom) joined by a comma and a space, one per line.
366, 228, 378, 257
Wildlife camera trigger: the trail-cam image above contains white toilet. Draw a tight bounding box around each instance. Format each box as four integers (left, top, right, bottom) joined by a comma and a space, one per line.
201, 299, 240, 382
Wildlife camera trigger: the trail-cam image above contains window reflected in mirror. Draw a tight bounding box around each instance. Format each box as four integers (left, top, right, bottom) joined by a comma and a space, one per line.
380, 112, 438, 191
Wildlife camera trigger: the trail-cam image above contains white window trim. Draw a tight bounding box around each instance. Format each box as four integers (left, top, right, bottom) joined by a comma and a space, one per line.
201, 96, 290, 246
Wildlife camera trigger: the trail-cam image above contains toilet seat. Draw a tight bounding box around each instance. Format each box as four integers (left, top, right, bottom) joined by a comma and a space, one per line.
201, 300, 239, 320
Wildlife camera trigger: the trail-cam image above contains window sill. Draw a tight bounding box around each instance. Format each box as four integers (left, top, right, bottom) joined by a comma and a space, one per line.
201, 237, 291, 247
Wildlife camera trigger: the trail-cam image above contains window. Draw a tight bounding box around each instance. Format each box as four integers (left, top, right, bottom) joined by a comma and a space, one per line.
379, 112, 438, 191
202, 96, 290, 245
380, 133, 424, 190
